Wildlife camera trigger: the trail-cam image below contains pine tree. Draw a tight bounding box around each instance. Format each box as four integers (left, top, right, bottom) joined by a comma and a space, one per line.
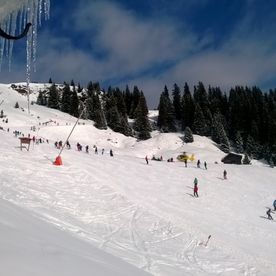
14, 102, 19, 108
193, 103, 207, 136
48, 78, 52, 83
129, 86, 140, 119
105, 94, 132, 136
184, 127, 194, 143
87, 81, 94, 97
94, 108, 107, 129
86, 97, 95, 120
250, 120, 259, 141
193, 83, 212, 135
133, 93, 151, 140
235, 131, 244, 153
245, 135, 260, 158
157, 85, 176, 132
243, 153, 251, 164
114, 88, 127, 117
211, 112, 230, 153
77, 82, 82, 93
181, 82, 194, 130
61, 83, 71, 113
47, 83, 60, 109
172, 83, 182, 120
124, 85, 132, 115
93, 93, 107, 129
36, 91, 44, 105
70, 87, 79, 118
136, 92, 148, 116
106, 105, 121, 131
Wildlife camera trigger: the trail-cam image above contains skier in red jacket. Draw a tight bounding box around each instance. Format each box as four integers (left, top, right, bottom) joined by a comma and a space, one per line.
194, 183, 199, 197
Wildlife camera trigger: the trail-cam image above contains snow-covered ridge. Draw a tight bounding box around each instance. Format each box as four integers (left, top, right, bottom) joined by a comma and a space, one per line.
0, 83, 276, 276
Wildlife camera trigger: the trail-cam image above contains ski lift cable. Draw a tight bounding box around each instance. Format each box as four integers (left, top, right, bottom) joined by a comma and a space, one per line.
57, 101, 87, 158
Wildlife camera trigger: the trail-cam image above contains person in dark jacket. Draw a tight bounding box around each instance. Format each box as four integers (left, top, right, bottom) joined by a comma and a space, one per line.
145, 155, 149, 165
184, 159, 187, 167
197, 159, 201, 168
273, 200, 276, 211
223, 170, 227, 180
267, 208, 273, 220
204, 161, 207, 170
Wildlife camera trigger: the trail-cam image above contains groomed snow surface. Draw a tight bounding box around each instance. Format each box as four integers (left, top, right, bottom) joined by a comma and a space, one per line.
0, 83, 276, 276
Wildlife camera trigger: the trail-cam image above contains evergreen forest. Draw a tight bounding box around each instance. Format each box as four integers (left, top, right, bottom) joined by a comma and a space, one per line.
36, 80, 276, 164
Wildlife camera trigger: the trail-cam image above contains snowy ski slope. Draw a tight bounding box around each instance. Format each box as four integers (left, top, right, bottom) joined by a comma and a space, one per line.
0, 83, 276, 276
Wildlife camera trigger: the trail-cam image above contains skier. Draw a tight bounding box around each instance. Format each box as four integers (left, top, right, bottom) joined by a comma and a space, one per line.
145, 155, 149, 165
85, 145, 89, 153
77, 142, 82, 151
267, 208, 273, 220
95, 146, 98, 154
184, 159, 187, 167
102, 148, 104, 155
204, 161, 207, 170
58, 140, 62, 149
194, 183, 199, 197
110, 149, 113, 157
197, 159, 201, 168
66, 140, 71, 149
223, 170, 227, 180
273, 199, 276, 211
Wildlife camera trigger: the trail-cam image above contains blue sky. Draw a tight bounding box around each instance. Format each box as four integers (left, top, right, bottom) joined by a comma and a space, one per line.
1, 0, 276, 107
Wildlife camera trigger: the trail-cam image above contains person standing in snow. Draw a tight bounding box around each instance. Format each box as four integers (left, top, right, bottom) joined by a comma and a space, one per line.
110, 149, 113, 157
102, 148, 104, 155
66, 140, 71, 149
193, 177, 199, 197
85, 145, 89, 153
204, 161, 207, 170
223, 170, 227, 180
145, 155, 149, 165
267, 208, 273, 220
197, 159, 201, 168
194, 183, 199, 197
184, 159, 187, 167
273, 200, 276, 211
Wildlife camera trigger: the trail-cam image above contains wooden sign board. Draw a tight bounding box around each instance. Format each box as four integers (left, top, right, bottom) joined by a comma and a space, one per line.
19, 137, 32, 151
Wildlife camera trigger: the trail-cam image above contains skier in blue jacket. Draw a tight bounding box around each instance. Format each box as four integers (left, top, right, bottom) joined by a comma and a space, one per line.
273, 200, 276, 211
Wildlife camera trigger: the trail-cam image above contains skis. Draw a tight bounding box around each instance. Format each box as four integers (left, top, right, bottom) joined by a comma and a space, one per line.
198, 235, 212, 247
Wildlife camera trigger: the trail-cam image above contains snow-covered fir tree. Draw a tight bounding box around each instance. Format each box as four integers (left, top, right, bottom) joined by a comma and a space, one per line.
184, 126, 194, 143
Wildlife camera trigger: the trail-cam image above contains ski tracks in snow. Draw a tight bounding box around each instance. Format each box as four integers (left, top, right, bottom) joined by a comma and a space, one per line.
0, 151, 258, 276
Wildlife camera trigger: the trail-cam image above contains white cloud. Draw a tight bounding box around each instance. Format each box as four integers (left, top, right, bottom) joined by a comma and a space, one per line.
2, 0, 276, 108
72, 0, 203, 77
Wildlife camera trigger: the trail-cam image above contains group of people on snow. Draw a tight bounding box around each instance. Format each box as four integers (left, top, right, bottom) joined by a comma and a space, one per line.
74, 142, 112, 156
151, 155, 163, 161
196, 160, 208, 170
